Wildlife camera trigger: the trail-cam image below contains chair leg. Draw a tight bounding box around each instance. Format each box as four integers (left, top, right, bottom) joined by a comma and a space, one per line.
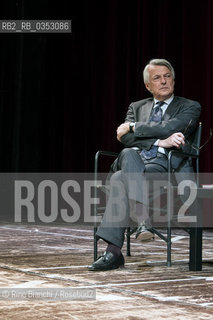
189, 227, 202, 271
167, 227, 172, 267
94, 227, 98, 260
126, 227, 131, 256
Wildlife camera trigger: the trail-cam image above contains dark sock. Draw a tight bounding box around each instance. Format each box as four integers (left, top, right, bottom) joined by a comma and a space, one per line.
106, 243, 121, 257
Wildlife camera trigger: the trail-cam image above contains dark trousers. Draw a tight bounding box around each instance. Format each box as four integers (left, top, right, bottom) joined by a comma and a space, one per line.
96, 148, 168, 248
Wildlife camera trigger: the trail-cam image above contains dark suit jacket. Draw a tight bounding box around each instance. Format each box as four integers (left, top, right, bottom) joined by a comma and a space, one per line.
120, 96, 201, 171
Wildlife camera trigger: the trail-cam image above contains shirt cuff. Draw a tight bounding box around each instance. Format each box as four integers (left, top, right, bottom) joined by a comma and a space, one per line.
154, 139, 160, 146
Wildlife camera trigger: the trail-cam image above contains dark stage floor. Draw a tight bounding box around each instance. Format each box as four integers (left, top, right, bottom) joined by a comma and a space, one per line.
0, 224, 212, 319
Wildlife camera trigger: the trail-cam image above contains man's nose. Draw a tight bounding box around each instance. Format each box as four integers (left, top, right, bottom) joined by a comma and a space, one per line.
160, 76, 167, 83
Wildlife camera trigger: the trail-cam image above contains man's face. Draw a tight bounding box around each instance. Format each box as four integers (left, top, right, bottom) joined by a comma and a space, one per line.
145, 65, 174, 100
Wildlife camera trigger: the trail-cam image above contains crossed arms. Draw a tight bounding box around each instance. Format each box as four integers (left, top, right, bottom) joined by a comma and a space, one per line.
117, 98, 201, 151
117, 123, 185, 149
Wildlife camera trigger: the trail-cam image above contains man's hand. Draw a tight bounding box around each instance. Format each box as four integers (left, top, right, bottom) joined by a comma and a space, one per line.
117, 123, 130, 141
158, 132, 185, 148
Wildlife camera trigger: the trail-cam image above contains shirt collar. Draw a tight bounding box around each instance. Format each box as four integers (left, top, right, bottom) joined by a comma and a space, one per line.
154, 94, 174, 106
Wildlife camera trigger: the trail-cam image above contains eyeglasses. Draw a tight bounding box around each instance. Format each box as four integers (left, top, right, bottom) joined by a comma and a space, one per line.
183, 120, 212, 151
191, 128, 212, 151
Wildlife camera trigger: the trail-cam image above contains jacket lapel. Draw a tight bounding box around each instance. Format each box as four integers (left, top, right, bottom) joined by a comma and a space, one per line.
163, 96, 179, 121
141, 99, 154, 122
139, 96, 180, 122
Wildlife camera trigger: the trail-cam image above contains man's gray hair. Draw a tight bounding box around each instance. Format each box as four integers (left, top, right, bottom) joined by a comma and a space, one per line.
143, 59, 175, 84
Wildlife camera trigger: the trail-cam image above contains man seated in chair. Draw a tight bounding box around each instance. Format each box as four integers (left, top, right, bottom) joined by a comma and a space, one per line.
88, 58, 201, 271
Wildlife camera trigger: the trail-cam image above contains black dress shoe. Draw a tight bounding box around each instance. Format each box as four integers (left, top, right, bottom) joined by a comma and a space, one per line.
88, 251, 125, 271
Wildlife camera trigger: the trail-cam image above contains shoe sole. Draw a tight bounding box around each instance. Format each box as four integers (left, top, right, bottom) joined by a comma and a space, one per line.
88, 264, 124, 271
136, 231, 154, 241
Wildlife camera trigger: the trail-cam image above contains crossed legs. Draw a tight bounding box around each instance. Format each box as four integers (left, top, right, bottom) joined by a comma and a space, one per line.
89, 148, 167, 270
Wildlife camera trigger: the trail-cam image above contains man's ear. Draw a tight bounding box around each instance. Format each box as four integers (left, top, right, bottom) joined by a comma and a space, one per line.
145, 82, 151, 92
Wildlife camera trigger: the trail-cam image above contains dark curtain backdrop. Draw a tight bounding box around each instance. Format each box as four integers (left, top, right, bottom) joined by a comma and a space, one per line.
0, 0, 212, 172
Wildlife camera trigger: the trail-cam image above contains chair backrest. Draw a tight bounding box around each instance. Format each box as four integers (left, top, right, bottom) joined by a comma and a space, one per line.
191, 122, 202, 175
168, 122, 202, 174
191, 122, 202, 174
191, 122, 202, 157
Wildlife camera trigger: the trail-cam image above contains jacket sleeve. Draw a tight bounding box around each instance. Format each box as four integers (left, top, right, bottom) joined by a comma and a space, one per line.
120, 101, 155, 149
120, 133, 156, 149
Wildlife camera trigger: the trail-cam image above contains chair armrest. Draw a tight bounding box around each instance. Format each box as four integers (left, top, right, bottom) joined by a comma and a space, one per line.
94, 151, 119, 222
94, 150, 119, 175
168, 149, 199, 160
168, 149, 199, 173
94, 147, 140, 174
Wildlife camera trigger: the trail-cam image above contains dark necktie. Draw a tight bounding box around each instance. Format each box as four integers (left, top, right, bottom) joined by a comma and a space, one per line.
140, 101, 165, 159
